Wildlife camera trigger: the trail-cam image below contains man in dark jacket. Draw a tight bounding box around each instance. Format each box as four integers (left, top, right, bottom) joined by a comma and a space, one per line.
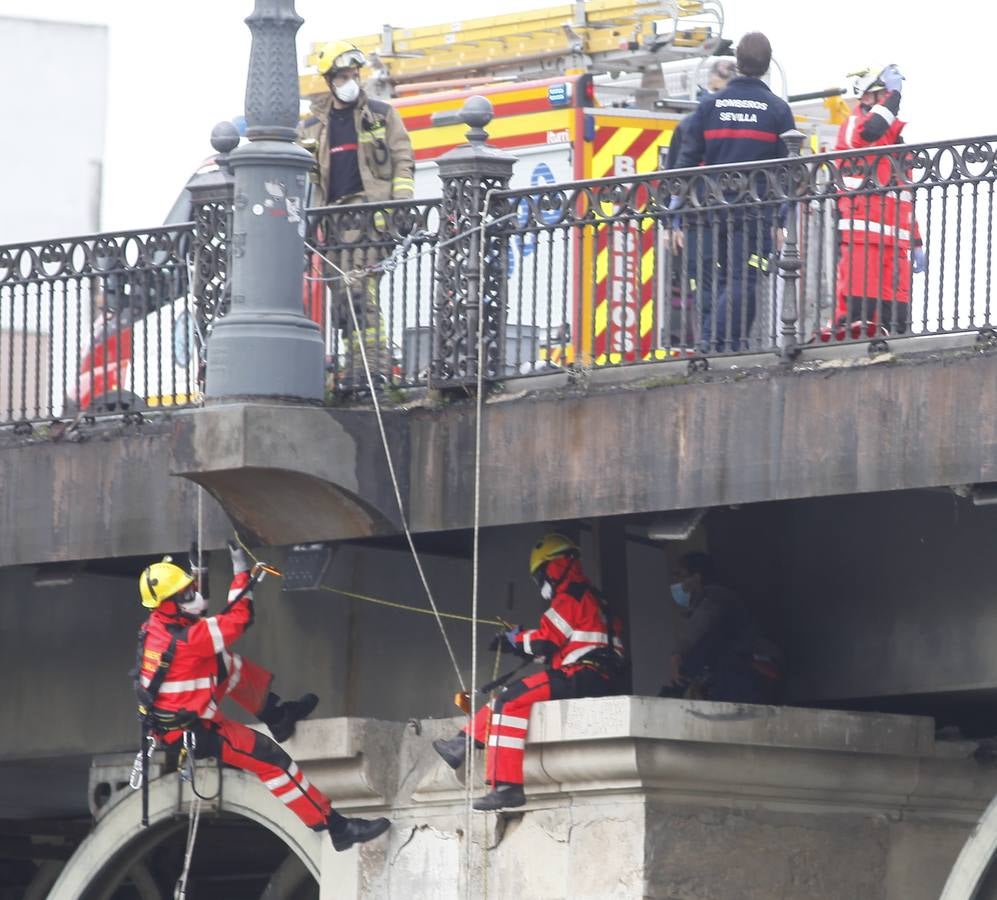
671, 33, 795, 352
660, 551, 782, 703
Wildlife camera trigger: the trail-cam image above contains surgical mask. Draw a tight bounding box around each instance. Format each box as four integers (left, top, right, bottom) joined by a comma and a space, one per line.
333, 78, 360, 104
179, 591, 206, 617
670, 582, 691, 609
539, 580, 553, 601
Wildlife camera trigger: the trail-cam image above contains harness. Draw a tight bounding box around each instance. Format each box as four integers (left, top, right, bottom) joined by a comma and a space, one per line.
563, 581, 626, 676
133, 624, 199, 733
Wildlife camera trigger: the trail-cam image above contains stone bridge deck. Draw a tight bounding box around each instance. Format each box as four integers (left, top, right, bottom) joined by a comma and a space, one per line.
4, 335, 996, 567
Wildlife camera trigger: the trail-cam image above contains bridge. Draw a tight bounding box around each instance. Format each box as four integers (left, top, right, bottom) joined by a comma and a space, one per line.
4, 2, 997, 898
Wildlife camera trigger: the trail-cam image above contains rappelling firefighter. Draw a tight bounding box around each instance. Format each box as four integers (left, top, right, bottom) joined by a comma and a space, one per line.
133, 540, 390, 851
432, 534, 626, 810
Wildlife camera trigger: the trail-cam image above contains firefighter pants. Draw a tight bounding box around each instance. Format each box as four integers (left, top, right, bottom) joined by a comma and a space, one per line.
327, 193, 393, 385
462, 666, 617, 785
686, 221, 771, 353
834, 295, 911, 335
160, 655, 332, 829
163, 717, 332, 829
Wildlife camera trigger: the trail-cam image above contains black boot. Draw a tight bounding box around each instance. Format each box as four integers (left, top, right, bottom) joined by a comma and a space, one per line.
259, 692, 319, 743
432, 733, 472, 770
472, 782, 526, 811
329, 815, 391, 852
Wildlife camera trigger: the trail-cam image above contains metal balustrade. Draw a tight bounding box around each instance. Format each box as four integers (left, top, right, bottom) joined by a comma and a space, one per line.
0, 226, 198, 429
2, 134, 995, 425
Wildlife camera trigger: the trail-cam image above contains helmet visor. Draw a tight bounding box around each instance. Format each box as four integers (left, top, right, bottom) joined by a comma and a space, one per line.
333, 49, 366, 71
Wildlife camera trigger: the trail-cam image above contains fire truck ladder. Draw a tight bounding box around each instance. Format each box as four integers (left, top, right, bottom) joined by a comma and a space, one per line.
300, 0, 724, 98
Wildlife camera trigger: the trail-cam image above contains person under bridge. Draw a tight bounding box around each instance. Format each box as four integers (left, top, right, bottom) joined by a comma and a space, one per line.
432, 534, 626, 810
133, 541, 390, 851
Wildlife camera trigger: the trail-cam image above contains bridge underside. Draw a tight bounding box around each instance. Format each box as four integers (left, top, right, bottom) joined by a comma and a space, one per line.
4, 340, 997, 567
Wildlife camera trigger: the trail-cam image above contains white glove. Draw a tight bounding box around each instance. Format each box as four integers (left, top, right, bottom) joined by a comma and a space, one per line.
228, 539, 250, 575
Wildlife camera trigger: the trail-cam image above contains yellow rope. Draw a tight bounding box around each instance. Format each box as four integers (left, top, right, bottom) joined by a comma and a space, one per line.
234, 533, 508, 628
315, 583, 507, 627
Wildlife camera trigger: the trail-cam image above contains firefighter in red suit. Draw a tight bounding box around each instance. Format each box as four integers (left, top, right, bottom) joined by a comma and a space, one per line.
834, 64, 926, 335
134, 541, 390, 851
432, 534, 626, 810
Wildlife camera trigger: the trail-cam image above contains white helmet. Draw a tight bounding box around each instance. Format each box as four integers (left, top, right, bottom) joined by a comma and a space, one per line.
849, 66, 888, 97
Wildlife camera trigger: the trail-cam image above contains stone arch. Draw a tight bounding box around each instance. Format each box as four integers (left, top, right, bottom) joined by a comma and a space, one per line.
48, 769, 322, 899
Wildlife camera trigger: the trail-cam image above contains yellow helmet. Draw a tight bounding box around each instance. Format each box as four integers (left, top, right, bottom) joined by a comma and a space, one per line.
529, 533, 580, 576
315, 40, 366, 76
139, 558, 194, 609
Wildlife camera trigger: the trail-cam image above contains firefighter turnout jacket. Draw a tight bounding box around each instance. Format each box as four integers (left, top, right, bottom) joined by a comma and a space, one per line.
463, 554, 625, 787
834, 90, 920, 306
674, 76, 796, 169
514, 555, 625, 671
136, 570, 270, 727
134, 570, 335, 830
300, 90, 415, 204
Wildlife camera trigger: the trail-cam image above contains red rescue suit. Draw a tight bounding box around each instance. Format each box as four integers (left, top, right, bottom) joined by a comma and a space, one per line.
136, 571, 331, 828
463, 556, 625, 785
834, 98, 920, 322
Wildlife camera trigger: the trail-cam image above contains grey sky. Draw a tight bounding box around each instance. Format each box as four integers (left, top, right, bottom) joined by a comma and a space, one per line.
2, 0, 989, 231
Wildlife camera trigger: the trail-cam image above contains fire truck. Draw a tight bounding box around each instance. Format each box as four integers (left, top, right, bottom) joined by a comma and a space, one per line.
301, 0, 847, 367
73, 0, 848, 411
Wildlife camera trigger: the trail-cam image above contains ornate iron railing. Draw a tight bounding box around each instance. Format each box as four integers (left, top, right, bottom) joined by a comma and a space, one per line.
0, 225, 199, 429
486, 134, 997, 374
2, 134, 995, 423
305, 198, 443, 391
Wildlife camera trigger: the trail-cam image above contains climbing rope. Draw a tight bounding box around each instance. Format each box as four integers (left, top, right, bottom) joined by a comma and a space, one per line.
306, 190, 507, 895
174, 731, 203, 900
234, 535, 508, 628
466, 186, 499, 899
306, 247, 467, 694
302, 208, 518, 289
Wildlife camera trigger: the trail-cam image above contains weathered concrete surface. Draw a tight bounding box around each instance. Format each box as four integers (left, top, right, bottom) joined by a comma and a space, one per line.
171, 404, 406, 545
4, 346, 997, 566
54, 699, 997, 900
0, 419, 232, 565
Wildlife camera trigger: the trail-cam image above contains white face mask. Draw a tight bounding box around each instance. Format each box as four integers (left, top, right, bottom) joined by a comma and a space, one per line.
179, 591, 207, 618
333, 78, 360, 104
539, 581, 553, 601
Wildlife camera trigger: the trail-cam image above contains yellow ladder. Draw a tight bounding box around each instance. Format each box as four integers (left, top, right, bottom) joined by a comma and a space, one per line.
300, 0, 723, 97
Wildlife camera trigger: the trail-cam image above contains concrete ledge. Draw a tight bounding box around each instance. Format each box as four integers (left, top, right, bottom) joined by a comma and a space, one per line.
407, 698, 994, 820
170, 404, 404, 544
279, 717, 406, 810
529, 696, 935, 755
72, 704, 997, 900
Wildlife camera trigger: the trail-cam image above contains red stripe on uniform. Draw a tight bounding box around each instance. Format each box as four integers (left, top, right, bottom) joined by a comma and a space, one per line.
329, 144, 358, 154
703, 129, 778, 142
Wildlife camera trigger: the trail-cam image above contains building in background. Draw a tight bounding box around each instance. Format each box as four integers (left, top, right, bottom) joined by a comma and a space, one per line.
0, 16, 108, 244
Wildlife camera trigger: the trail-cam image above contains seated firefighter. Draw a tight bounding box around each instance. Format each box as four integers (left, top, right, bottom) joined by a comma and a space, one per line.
659, 551, 782, 703
432, 534, 626, 811
133, 541, 390, 851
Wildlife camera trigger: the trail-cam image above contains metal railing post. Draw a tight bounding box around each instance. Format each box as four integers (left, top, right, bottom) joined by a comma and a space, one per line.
778, 129, 806, 360
204, 0, 324, 402
431, 97, 516, 388
188, 123, 238, 339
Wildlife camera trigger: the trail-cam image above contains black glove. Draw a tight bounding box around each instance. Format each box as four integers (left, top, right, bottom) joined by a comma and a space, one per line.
227, 539, 250, 575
